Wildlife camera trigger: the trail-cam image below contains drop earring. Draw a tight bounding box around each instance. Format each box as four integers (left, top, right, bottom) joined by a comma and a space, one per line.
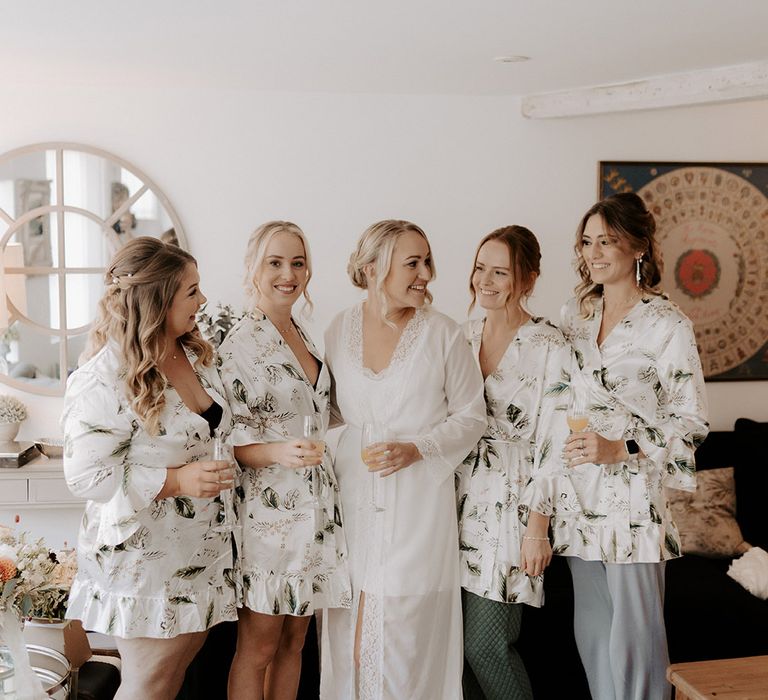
635, 256, 642, 286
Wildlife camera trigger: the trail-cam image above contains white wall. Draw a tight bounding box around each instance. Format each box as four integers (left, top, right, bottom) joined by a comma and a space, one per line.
1, 83, 766, 436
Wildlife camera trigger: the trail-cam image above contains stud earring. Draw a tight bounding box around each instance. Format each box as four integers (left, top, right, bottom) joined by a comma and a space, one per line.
635, 256, 642, 286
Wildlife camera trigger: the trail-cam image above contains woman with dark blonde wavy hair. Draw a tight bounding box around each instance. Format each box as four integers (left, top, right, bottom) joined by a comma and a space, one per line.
62, 237, 237, 700
554, 193, 709, 700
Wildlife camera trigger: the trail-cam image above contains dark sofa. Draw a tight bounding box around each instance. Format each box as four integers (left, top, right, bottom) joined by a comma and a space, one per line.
518, 418, 768, 699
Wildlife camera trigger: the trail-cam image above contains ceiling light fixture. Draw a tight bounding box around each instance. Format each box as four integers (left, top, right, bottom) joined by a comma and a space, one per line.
494, 55, 530, 64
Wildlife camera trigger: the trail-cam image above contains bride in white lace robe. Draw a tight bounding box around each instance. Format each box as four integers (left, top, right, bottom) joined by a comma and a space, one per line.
320, 220, 486, 700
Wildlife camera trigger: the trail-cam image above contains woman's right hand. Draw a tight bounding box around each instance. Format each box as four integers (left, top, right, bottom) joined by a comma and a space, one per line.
266, 439, 324, 469
158, 460, 235, 499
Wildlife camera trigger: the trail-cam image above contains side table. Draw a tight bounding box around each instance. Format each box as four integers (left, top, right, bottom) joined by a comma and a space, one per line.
667, 655, 768, 699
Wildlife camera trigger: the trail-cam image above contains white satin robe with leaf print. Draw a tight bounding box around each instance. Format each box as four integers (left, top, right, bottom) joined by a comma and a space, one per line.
61, 344, 238, 639
456, 316, 571, 607
320, 303, 486, 700
551, 295, 709, 563
218, 311, 351, 616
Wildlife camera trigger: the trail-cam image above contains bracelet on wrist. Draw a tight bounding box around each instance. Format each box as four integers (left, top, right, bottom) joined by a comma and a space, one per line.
522, 535, 550, 542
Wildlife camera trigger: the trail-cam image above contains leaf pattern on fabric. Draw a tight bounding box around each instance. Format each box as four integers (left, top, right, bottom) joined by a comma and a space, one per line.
551, 295, 709, 564
457, 317, 570, 607
218, 311, 351, 616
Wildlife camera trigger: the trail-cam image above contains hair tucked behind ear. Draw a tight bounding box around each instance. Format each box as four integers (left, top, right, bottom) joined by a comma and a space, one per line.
468, 225, 541, 316
242, 221, 313, 314
347, 219, 435, 323
573, 192, 663, 318
82, 237, 212, 436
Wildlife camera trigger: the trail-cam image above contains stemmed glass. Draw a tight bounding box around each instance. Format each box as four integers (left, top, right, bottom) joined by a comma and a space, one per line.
212, 431, 235, 533
302, 414, 325, 522
566, 388, 589, 434
361, 422, 387, 512
566, 386, 589, 470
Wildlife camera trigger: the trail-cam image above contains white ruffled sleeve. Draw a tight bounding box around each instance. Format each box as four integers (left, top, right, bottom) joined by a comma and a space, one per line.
632, 318, 709, 492
61, 370, 166, 546
523, 333, 573, 516
413, 327, 487, 484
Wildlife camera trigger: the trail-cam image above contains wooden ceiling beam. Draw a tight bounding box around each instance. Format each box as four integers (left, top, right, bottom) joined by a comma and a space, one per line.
521, 60, 768, 119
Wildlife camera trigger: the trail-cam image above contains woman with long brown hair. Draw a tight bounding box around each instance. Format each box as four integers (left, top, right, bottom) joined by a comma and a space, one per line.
62, 237, 237, 700
457, 225, 570, 700
554, 193, 709, 700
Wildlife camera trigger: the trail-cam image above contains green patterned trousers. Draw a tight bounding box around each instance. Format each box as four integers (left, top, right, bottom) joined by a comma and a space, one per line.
462, 589, 533, 700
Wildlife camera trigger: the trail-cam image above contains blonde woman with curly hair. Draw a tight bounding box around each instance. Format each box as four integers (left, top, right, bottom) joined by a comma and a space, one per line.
321, 220, 486, 700
555, 193, 709, 700
219, 221, 350, 700
62, 237, 237, 700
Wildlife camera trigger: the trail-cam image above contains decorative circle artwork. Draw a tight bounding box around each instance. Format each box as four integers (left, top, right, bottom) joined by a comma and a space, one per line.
600, 162, 768, 380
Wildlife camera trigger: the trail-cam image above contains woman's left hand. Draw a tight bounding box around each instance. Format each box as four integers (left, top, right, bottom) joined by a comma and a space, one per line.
366, 441, 422, 477
563, 432, 625, 467
520, 536, 552, 578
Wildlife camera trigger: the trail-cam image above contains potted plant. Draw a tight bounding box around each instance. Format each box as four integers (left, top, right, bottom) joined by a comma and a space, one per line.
0, 395, 27, 441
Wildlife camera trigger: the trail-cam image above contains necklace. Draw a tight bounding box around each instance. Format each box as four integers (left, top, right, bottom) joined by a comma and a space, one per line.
604, 290, 641, 316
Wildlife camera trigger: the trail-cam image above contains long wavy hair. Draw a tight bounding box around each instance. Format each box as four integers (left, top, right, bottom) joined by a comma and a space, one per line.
242, 221, 313, 314
347, 219, 435, 323
468, 225, 541, 318
574, 192, 663, 318
82, 237, 213, 435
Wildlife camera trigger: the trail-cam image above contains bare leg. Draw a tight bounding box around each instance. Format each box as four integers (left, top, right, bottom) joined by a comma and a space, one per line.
115, 631, 207, 700
264, 615, 312, 700
228, 608, 286, 700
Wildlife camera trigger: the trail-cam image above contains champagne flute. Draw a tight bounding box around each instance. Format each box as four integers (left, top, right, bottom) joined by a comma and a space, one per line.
567, 387, 589, 434
361, 422, 386, 512
302, 414, 325, 523
212, 431, 235, 533
566, 387, 589, 470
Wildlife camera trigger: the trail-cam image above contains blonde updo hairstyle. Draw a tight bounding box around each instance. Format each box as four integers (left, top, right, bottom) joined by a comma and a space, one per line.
347, 219, 435, 322
82, 237, 213, 436
243, 221, 313, 313
468, 225, 541, 317
574, 192, 664, 318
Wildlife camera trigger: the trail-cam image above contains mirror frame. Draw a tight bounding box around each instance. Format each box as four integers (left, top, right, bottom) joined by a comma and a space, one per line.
0, 142, 187, 396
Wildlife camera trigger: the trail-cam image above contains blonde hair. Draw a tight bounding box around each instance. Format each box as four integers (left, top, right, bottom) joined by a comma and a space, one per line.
574, 192, 663, 318
347, 219, 435, 321
82, 237, 213, 436
468, 225, 540, 317
243, 221, 313, 314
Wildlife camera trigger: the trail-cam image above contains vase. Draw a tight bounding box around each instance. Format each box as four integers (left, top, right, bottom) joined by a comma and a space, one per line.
0, 644, 14, 696
0, 423, 20, 442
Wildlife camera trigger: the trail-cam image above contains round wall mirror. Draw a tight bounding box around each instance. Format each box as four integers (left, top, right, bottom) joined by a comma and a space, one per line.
0, 142, 186, 396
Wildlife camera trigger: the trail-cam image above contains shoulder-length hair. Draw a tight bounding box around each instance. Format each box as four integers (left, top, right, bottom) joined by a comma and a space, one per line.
574, 192, 663, 318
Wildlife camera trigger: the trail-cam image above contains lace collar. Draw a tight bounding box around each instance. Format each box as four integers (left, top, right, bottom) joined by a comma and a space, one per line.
347, 302, 428, 379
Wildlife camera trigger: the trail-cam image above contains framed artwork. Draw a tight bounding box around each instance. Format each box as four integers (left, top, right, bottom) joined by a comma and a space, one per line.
15, 179, 52, 267
598, 161, 768, 381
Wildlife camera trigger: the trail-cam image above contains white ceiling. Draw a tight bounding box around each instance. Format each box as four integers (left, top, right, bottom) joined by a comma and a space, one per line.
3, 0, 768, 96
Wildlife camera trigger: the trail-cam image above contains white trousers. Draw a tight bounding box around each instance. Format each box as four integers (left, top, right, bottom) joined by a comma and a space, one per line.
567, 558, 670, 700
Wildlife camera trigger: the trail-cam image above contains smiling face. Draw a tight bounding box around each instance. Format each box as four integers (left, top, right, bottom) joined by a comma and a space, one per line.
472, 239, 519, 311
165, 262, 206, 339
254, 230, 309, 313
580, 214, 639, 288
380, 230, 433, 312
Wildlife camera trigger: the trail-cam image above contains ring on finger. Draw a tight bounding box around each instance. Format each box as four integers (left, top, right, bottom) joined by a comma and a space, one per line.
384, 449, 392, 456
581, 438, 586, 448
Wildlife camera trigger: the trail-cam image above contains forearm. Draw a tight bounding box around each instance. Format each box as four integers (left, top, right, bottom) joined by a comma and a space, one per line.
234, 442, 278, 469
524, 510, 550, 538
